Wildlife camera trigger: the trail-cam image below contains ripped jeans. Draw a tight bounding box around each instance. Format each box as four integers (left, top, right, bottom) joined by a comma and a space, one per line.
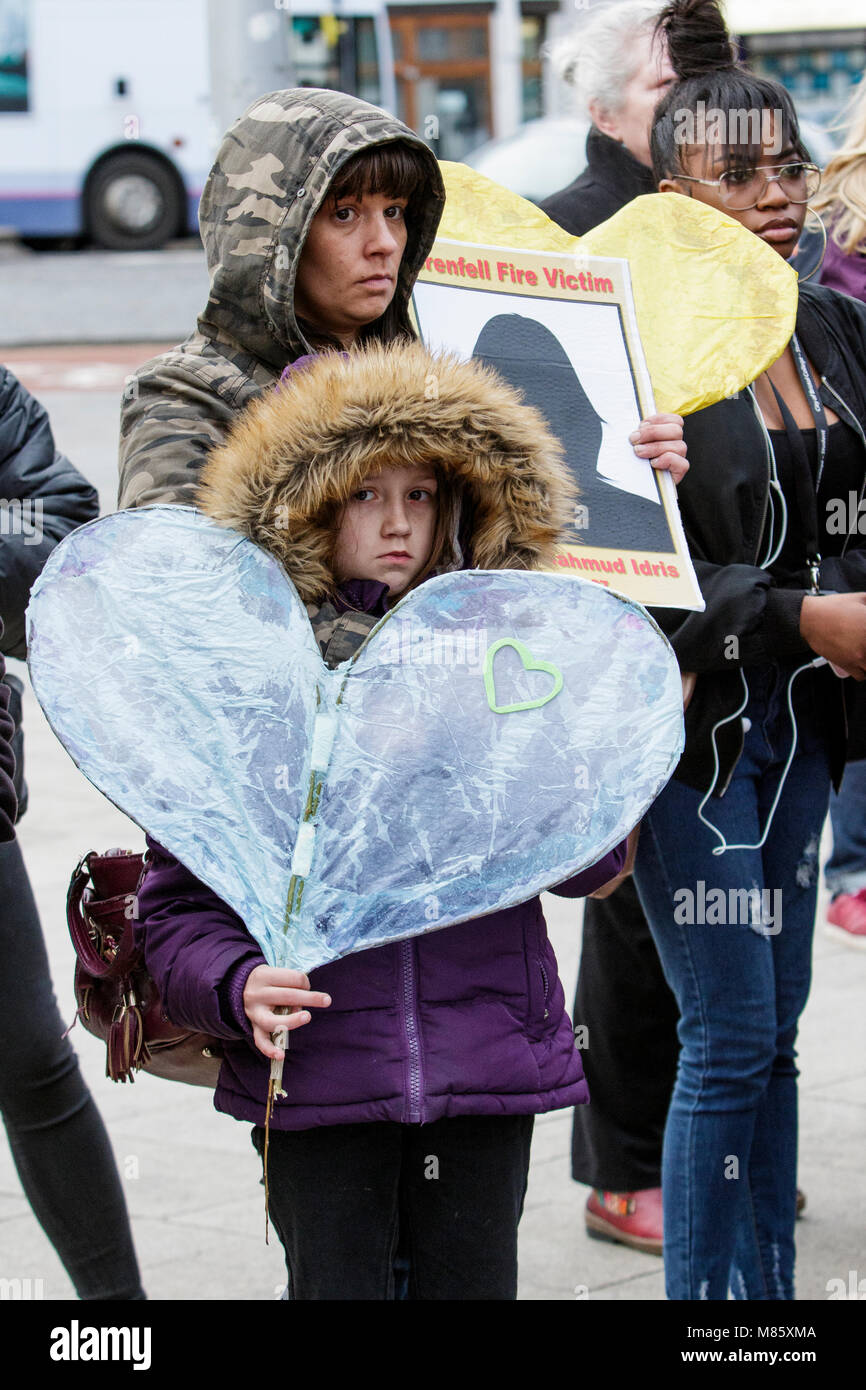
633, 662, 831, 1300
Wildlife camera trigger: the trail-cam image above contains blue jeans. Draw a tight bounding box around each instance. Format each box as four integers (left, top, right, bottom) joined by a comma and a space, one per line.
825, 758, 866, 899
633, 663, 831, 1300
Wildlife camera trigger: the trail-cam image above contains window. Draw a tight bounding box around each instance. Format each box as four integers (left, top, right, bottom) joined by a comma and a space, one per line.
390, 9, 492, 161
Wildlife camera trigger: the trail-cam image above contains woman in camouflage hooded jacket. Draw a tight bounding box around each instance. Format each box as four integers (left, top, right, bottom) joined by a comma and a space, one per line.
117, 88, 445, 510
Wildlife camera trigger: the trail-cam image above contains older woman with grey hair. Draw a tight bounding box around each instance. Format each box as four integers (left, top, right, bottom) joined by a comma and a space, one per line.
541, 0, 677, 235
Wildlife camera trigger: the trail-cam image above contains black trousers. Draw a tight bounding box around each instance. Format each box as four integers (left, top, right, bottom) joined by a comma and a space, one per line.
0, 838, 144, 1298
571, 877, 680, 1191
252, 1113, 534, 1300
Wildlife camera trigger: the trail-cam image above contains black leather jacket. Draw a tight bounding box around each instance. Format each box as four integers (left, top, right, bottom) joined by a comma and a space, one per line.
0, 368, 99, 816
0, 367, 99, 659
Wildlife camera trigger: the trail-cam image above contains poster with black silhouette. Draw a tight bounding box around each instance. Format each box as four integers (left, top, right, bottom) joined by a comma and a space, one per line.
413, 240, 702, 610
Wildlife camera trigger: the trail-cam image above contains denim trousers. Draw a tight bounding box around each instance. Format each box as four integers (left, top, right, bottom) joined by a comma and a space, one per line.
633, 663, 831, 1300
825, 757, 866, 898
0, 838, 144, 1299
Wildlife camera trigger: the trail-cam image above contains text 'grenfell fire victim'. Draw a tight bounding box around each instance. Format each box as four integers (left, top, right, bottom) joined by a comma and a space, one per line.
423, 255, 615, 295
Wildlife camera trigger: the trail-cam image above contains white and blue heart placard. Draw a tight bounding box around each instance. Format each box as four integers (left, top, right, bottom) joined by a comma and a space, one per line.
27, 508, 683, 971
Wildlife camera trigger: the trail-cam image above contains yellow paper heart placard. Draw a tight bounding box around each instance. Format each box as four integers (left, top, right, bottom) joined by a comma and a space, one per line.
437, 161, 797, 417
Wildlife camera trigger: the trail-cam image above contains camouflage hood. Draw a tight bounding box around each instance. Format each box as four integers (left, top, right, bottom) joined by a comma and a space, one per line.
117, 90, 445, 511
197, 87, 445, 369
195, 341, 575, 604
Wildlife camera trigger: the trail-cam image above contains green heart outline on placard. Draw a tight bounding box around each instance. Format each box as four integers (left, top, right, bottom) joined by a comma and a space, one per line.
483, 637, 564, 715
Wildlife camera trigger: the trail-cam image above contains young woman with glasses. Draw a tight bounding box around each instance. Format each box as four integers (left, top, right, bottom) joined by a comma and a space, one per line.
626, 0, 866, 1300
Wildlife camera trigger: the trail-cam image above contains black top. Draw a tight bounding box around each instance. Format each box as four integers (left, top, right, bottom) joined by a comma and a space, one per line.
767, 420, 865, 583
540, 127, 656, 237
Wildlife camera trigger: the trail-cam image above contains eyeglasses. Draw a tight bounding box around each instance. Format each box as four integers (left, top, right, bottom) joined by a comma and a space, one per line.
676, 162, 822, 211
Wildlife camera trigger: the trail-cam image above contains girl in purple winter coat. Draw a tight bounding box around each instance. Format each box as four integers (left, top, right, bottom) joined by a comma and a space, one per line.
135, 339, 684, 1301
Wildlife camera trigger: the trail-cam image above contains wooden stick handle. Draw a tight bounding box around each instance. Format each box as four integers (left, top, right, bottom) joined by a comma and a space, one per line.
269, 1004, 294, 1094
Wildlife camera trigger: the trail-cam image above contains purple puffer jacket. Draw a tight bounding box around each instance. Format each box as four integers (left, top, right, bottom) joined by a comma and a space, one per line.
134, 345, 626, 1129
137, 838, 624, 1131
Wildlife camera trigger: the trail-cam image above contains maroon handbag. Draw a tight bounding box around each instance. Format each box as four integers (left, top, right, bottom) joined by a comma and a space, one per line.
66, 847, 222, 1086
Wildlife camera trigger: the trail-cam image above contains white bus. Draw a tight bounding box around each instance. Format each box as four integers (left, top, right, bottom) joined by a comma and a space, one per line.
0, 0, 395, 249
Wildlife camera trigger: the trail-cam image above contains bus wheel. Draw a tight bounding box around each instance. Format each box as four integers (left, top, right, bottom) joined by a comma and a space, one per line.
86, 151, 183, 251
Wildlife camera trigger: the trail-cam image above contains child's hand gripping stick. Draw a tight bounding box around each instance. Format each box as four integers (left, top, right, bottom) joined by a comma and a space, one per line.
269, 1004, 294, 1099
264, 1003, 294, 1241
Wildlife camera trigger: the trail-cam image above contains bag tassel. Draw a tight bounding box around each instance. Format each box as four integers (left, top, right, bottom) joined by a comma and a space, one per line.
108, 1000, 149, 1083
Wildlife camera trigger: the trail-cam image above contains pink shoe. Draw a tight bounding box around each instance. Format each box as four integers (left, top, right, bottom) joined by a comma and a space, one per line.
585, 1187, 663, 1256
826, 890, 866, 949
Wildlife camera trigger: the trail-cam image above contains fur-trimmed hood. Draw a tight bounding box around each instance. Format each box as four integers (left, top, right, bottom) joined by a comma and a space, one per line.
196, 343, 576, 603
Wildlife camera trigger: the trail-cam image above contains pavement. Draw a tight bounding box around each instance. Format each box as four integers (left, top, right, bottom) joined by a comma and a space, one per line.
1, 338, 865, 1307
4, 692, 865, 1304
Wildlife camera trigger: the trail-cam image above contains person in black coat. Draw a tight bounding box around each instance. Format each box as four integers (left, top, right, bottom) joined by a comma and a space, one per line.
540, 0, 684, 1255
0, 368, 144, 1298
540, 0, 676, 237
0, 365, 101, 811
542, 127, 657, 238
0, 366, 101, 656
